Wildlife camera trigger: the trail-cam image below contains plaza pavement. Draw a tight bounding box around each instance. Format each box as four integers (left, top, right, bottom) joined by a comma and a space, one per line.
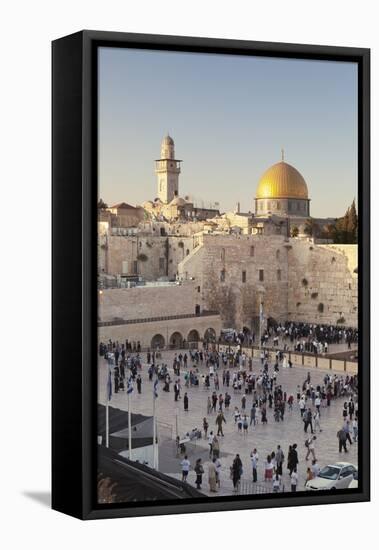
98, 349, 358, 497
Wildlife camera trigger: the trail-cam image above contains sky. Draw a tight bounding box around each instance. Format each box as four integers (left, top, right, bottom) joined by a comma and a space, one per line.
98, 47, 358, 218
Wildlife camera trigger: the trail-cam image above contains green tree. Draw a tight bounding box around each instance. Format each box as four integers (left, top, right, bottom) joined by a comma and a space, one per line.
98, 198, 108, 209
347, 199, 358, 243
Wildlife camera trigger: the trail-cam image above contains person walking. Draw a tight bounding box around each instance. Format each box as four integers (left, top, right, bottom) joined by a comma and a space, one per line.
344, 420, 353, 445
231, 454, 243, 492
288, 444, 299, 475
290, 469, 298, 492
273, 472, 282, 493
207, 396, 212, 415
194, 458, 204, 490
242, 415, 249, 437
305, 467, 313, 486
208, 431, 214, 458
275, 445, 285, 475
180, 455, 190, 482
203, 417, 209, 439
215, 411, 226, 436
305, 435, 317, 461
311, 458, 320, 478
215, 457, 222, 489
250, 404, 256, 426
250, 449, 258, 482
337, 428, 348, 453
183, 392, 189, 412
313, 410, 322, 433
303, 408, 313, 433
264, 455, 274, 482
212, 435, 220, 459
208, 458, 218, 492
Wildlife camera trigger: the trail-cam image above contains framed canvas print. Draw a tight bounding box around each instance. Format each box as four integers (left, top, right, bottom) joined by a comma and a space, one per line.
52, 31, 370, 520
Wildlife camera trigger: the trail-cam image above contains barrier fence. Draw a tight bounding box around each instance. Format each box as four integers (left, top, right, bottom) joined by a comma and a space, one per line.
216, 343, 358, 375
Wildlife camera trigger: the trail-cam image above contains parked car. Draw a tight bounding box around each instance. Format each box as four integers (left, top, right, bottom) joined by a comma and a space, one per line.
348, 470, 359, 489
305, 462, 357, 491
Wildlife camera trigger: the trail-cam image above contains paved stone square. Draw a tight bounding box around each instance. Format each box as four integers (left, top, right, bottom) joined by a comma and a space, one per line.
98, 349, 358, 497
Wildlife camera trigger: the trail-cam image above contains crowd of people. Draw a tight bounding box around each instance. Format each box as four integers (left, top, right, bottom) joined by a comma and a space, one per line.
99, 335, 359, 496
218, 321, 358, 355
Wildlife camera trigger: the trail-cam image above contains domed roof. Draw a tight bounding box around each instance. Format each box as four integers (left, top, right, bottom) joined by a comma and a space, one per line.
256, 161, 309, 200
170, 196, 187, 206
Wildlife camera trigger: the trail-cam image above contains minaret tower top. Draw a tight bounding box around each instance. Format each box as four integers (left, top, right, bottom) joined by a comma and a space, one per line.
155, 135, 182, 203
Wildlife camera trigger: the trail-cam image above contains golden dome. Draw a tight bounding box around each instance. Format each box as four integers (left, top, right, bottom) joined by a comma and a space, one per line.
256, 161, 308, 200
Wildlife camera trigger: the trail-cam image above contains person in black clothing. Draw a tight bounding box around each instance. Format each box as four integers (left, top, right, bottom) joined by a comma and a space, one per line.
232, 454, 243, 491
337, 429, 348, 452
136, 374, 142, 394
288, 443, 299, 475
303, 408, 314, 433
194, 458, 204, 489
184, 392, 189, 411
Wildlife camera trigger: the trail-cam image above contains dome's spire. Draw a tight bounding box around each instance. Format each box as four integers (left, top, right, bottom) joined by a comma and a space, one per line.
281, 148, 285, 162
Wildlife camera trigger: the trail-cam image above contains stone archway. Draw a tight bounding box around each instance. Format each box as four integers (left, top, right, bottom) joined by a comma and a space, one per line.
169, 331, 183, 349
187, 329, 200, 343
151, 334, 165, 350
204, 327, 216, 343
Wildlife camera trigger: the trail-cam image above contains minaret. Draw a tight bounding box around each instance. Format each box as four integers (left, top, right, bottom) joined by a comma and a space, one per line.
155, 134, 182, 203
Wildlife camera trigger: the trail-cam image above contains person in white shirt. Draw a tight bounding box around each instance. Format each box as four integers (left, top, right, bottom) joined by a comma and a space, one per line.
299, 397, 306, 417
311, 459, 320, 478
315, 394, 321, 412
305, 435, 317, 461
273, 472, 282, 493
215, 457, 222, 488
180, 455, 191, 482
291, 469, 298, 492
313, 410, 322, 433
250, 449, 259, 482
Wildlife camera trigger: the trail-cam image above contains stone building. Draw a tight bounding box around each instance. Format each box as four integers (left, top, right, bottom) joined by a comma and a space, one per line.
98, 140, 357, 344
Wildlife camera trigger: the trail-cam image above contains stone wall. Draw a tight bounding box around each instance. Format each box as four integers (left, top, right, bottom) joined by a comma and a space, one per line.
98, 231, 198, 280
98, 314, 222, 350
99, 281, 202, 322
178, 234, 290, 329
287, 241, 358, 327
178, 235, 358, 329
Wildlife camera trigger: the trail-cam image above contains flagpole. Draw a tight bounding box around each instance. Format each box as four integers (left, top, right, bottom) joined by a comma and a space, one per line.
106, 400, 109, 448
106, 363, 112, 448
128, 389, 133, 461
153, 391, 157, 469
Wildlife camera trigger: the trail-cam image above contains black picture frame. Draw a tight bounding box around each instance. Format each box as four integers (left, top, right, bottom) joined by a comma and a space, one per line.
52, 30, 370, 520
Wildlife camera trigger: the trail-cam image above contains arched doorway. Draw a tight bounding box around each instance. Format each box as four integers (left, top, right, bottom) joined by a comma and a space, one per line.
151, 334, 165, 350
188, 329, 200, 342
169, 331, 183, 349
204, 328, 216, 343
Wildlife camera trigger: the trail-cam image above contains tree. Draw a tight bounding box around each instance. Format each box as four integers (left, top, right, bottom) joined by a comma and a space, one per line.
98, 198, 108, 209
303, 219, 320, 238
347, 199, 358, 243
330, 200, 358, 244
